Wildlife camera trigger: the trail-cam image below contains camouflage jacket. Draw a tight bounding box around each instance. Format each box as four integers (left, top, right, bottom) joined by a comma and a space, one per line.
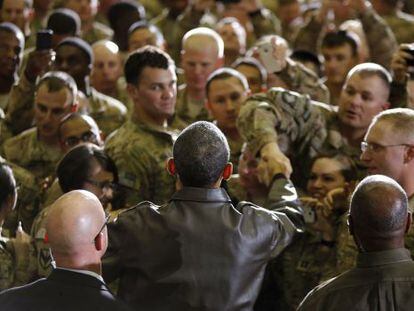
3, 128, 63, 181
175, 85, 211, 125
277, 60, 330, 104
4, 73, 126, 137
105, 119, 180, 206
382, 11, 414, 44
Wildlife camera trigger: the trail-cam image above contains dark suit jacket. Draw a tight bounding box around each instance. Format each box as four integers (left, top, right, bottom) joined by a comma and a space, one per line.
0, 268, 131, 311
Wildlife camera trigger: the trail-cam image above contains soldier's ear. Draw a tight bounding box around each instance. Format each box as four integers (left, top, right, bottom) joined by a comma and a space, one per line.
167, 158, 176, 176
127, 84, 138, 99
404, 145, 414, 163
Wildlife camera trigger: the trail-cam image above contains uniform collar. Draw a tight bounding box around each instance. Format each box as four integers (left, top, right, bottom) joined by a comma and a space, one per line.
171, 187, 232, 203
357, 248, 412, 268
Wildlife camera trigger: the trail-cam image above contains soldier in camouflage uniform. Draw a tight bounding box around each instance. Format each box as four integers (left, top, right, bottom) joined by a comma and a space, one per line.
0, 23, 25, 112
371, 0, 414, 44
0, 163, 36, 290
176, 27, 224, 124
330, 108, 414, 278
106, 46, 184, 206
5, 37, 127, 138
238, 63, 391, 188
205, 68, 250, 171
294, 0, 398, 70
91, 40, 133, 115
57, 0, 113, 45
253, 35, 330, 103
3, 72, 78, 183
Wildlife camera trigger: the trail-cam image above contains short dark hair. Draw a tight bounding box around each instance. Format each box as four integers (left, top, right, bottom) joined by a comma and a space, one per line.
56, 37, 93, 66
291, 50, 322, 72
0, 22, 25, 47
0, 163, 15, 209
206, 67, 249, 97
36, 71, 78, 106
351, 175, 408, 236
57, 144, 118, 193
107, 0, 145, 30
321, 30, 358, 57
232, 56, 267, 85
124, 45, 174, 85
58, 112, 100, 142
309, 153, 358, 183
128, 20, 164, 46
173, 121, 230, 187
47, 8, 81, 36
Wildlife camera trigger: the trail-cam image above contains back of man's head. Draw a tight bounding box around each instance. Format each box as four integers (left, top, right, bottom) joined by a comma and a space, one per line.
350, 174, 409, 251
173, 121, 230, 187
46, 190, 107, 268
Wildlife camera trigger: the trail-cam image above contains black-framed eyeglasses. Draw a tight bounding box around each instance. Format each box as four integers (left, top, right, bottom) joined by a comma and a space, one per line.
361, 141, 413, 153
93, 214, 110, 243
85, 179, 116, 191
63, 131, 98, 148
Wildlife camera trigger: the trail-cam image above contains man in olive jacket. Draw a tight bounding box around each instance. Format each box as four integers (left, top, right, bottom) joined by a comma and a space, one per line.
103, 121, 304, 310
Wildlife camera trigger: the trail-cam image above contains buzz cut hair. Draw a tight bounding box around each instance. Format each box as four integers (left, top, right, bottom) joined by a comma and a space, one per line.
206, 67, 249, 97
182, 27, 224, 58
371, 108, 414, 142
36, 71, 78, 106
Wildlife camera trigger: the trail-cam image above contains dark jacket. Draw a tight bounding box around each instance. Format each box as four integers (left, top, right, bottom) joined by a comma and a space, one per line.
103, 176, 304, 311
0, 268, 131, 311
298, 248, 414, 311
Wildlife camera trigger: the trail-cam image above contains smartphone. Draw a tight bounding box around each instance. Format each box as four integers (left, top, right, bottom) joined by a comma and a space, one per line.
302, 205, 316, 224
36, 29, 53, 51
257, 41, 283, 73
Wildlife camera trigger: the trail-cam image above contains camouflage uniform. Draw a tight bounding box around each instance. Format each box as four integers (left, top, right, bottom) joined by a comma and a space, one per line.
4, 73, 127, 137
382, 11, 414, 44
1, 161, 41, 236
30, 205, 53, 278
82, 22, 114, 45
272, 229, 336, 310
237, 88, 329, 166
152, 9, 182, 63
0, 94, 8, 111
105, 119, 180, 206
0, 235, 37, 290
175, 85, 211, 125
294, 5, 398, 69
3, 128, 63, 181
277, 61, 330, 103
85, 88, 127, 138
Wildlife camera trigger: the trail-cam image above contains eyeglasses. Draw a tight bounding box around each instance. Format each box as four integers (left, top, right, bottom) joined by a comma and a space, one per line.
93, 214, 110, 243
361, 141, 413, 153
85, 179, 116, 191
63, 131, 98, 148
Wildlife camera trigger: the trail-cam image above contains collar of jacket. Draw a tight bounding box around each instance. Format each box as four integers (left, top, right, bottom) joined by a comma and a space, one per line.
357, 248, 412, 268
171, 187, 232, 203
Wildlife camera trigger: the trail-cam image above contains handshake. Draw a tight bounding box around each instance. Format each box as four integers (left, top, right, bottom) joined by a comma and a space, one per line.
257, 142, 292, 186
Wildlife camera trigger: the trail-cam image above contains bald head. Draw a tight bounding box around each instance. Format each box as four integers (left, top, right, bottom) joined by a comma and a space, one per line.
350, 175, 409, 251
46, 190, 107, 266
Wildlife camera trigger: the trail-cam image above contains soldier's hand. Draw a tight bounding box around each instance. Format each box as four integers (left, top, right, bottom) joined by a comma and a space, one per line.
391, 44, 414, 84
258, 142, 292, 186
24, 49, 55, 83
